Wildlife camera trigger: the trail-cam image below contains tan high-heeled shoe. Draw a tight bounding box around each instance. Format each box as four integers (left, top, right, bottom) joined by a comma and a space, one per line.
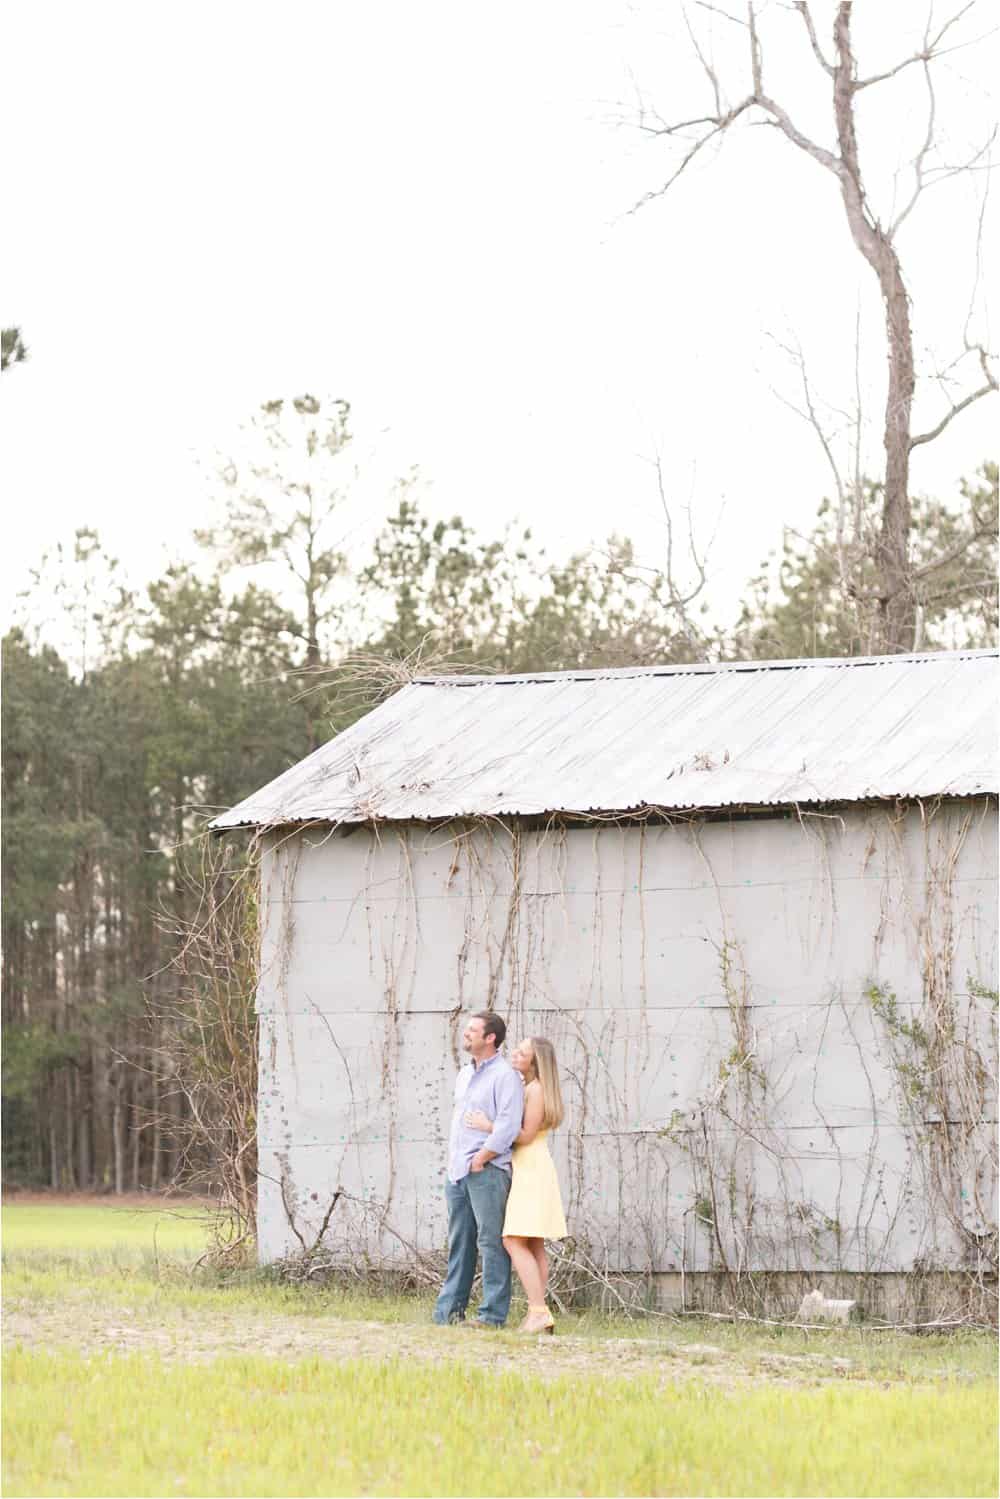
521, 1304, 555, 1334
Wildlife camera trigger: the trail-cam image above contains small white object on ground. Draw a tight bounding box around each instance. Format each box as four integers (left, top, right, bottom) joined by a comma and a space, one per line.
796, 1289, 860, 1323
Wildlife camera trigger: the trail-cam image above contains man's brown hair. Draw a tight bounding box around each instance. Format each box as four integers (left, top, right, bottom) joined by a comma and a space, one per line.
472, 1010, 506, 1050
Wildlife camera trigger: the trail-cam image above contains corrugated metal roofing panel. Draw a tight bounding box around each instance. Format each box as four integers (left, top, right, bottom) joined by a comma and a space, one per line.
210, 650, 999, 829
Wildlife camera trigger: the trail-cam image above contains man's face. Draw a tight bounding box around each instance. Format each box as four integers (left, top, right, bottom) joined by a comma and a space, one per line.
462, 1017, 494, 1062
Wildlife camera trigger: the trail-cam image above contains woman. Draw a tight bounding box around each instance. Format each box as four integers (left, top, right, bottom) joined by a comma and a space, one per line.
465, 1036, 567, 1334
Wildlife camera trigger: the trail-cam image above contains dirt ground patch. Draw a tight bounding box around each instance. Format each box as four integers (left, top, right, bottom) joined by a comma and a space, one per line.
2, 1191, 215, 1211
3, 1290, 878, 1387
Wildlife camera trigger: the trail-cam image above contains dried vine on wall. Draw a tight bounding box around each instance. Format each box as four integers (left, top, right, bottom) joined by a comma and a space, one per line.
260, 797, 997, 1321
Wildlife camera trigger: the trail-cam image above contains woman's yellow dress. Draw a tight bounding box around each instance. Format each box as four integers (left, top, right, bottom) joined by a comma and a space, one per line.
502, 1130, 567, 1239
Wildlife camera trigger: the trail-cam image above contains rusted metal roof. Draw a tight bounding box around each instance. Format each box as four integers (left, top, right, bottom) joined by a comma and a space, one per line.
210, 649, 998, 829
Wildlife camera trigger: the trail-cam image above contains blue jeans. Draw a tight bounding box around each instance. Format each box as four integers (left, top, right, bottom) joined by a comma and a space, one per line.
433, 1164, 512, 1326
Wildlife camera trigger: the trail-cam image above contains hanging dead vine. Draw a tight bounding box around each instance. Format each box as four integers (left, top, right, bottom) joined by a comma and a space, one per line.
242, 793, 996, 1322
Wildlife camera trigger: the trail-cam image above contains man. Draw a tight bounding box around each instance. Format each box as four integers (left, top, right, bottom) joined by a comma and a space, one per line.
433, 1010, 523, 1327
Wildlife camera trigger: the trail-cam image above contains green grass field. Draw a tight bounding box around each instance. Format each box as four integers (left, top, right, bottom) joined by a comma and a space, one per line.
3, 1199, 997, 1497
7, 1346, 995, 1499
2, 1198, 211, 1254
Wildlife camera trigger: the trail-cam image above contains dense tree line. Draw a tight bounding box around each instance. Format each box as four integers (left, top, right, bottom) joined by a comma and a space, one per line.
3, 395, 995, 1193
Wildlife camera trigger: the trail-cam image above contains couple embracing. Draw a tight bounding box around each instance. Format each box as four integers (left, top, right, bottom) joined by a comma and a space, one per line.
433, 1010, 566, 1333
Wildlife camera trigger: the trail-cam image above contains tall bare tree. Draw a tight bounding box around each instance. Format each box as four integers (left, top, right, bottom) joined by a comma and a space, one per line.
631, 1, 996, 652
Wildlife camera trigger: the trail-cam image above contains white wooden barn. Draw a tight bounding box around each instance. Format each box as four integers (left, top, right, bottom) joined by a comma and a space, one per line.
212, 649, 998, 1316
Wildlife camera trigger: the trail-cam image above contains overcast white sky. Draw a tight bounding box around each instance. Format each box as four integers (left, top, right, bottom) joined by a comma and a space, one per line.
3, 0, 996, 636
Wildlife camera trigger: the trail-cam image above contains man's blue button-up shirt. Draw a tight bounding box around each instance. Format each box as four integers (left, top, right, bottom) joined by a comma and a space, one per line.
447, 1052, 523, 1184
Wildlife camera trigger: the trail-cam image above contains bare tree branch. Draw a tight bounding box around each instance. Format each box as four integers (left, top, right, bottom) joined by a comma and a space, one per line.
910, 347, 999, 448
748, 4, 840, 171
682, 5, 723, 116
851, 301, 866, 552
963, 171, 992, 349
791, 1, 834, 75
651, 452, 711, 609
636, 109, 744, 139
892, 118, 997, 240
855, 0, 981, 88
630, 99, 755, 209
748, 1, 764, 92
631, 0, 841, 216
693, 1, 747, 28
755, 91, 840, 174
765, 334, 846, 510
889, 55, 937, 239
913, 525, 997, 581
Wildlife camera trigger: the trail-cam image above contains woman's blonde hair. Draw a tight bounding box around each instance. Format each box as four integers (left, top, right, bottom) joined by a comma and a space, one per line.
526, 1037, 565, 1130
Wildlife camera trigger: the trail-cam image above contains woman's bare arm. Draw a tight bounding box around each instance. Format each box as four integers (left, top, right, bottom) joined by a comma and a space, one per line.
513, 1080, 545, 1145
